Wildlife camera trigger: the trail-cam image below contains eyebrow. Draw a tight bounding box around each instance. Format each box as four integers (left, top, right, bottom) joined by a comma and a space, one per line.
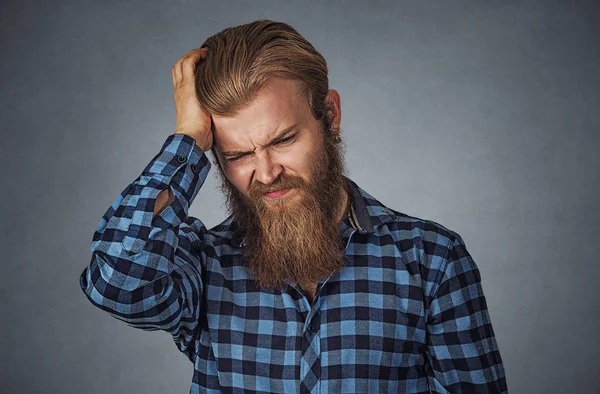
221, 123, 300, 157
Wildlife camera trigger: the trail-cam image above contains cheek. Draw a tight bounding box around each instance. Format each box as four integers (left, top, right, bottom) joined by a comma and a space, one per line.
280, 149, 316, 178
224, 164, 253, 193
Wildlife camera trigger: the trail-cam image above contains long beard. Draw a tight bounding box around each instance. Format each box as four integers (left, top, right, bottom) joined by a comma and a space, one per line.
216, 128, 348, 291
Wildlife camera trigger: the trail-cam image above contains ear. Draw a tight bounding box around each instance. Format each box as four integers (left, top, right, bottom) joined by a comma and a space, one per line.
325, 89, 341, 132
210, 122, 226, 168
209, 125, 220, 166
210, 145, 222, 167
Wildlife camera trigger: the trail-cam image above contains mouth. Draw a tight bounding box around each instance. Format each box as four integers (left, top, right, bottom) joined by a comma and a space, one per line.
264, 188, 293, 200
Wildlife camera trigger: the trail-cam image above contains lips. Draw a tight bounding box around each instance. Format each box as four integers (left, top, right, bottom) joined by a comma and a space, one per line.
264, 188, 292, 199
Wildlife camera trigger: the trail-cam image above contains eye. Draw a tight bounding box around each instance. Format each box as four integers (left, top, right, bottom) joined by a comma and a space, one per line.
275, 135, 296, 145
225, 153, 248, 162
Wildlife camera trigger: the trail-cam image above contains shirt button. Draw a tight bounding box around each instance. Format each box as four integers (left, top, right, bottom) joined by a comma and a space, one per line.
190, 164, 197, 173
177, 155, 187, 163
308, 324, 315, 333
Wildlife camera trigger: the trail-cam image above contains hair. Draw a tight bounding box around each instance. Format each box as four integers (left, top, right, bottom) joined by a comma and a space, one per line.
195, 19, 332, 125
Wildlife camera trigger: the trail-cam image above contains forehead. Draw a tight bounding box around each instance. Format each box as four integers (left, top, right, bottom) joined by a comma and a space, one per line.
212, 78, 311, 149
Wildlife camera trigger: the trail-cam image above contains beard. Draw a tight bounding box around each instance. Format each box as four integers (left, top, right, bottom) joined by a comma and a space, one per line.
215, 123, 348, 291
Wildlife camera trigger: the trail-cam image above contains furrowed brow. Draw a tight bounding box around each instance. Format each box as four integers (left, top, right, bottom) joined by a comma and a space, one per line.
221, 123, 299, 157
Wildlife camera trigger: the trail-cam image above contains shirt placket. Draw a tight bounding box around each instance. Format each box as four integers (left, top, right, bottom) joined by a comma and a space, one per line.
299, 307, 321, 394
297, 213, 360, 394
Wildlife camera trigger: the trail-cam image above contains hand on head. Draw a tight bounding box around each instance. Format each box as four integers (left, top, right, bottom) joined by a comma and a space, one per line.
172, 47, 213, 151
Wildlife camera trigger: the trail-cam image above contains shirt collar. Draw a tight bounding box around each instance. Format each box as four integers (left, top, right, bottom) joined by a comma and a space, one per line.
344, 178, 395, 232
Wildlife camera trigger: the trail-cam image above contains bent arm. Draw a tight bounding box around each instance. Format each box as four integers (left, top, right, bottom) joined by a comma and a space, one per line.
79, 133, 211, 360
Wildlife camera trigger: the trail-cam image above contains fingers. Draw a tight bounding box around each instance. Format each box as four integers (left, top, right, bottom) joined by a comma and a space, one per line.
172, 47, 208, 87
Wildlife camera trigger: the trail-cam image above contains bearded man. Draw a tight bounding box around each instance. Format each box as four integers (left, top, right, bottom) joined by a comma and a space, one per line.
80, 19, 507, 393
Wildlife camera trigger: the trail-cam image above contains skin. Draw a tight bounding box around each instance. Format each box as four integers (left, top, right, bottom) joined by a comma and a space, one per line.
212, 77, 342, 210
212, 78, 346, 299
157, 47, 347, 300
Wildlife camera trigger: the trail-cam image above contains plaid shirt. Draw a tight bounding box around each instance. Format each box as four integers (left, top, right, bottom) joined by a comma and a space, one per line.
79, 133, 507, 393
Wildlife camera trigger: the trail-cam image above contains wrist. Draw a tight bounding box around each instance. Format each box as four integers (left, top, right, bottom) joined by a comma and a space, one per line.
174, 129, 211, 151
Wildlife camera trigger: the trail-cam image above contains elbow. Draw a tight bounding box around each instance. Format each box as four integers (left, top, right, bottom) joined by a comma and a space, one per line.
78, 251, 131, 313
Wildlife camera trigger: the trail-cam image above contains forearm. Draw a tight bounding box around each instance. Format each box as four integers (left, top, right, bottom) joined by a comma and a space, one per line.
79, 133, 211, 338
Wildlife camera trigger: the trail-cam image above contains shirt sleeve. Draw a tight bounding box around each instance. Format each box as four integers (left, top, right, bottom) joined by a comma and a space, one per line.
425, 233, 508, 393
79, 133, 212, 362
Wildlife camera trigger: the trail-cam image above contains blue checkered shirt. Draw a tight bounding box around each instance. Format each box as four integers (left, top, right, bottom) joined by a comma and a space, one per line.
80, 133, 507, 393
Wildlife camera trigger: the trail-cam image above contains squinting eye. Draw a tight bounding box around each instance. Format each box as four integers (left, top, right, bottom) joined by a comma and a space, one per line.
225, 154, 245, 162
275, 135, 295, 145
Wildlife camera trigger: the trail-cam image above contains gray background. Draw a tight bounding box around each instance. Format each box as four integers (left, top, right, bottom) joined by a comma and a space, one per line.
1, 1, 599, 393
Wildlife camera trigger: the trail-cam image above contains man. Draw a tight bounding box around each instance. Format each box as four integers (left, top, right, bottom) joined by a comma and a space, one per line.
80, 19, 507, 393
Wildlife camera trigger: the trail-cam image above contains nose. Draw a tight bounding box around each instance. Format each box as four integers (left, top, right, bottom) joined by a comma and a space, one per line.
253, 150, 283, 185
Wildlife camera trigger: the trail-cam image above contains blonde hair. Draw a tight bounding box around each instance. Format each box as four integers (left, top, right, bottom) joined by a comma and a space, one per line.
195, 19, 331, 123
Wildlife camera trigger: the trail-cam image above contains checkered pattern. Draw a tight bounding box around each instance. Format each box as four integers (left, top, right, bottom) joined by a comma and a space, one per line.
80, 133, 507, 393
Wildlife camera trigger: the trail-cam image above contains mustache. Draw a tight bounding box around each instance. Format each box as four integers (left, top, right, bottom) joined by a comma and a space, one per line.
248, 173, 306, 201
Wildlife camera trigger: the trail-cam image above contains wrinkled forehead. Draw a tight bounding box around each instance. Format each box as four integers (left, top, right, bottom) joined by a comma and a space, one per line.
211, 78, 311, 151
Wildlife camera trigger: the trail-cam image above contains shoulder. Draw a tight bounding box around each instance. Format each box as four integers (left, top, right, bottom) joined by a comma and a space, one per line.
349, 179, 460, 253
207, 215, 240, 247
177, 214, 240, 250
376, 207, 468, 300
354, 182, 462, 273
384, 208, 460, 255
